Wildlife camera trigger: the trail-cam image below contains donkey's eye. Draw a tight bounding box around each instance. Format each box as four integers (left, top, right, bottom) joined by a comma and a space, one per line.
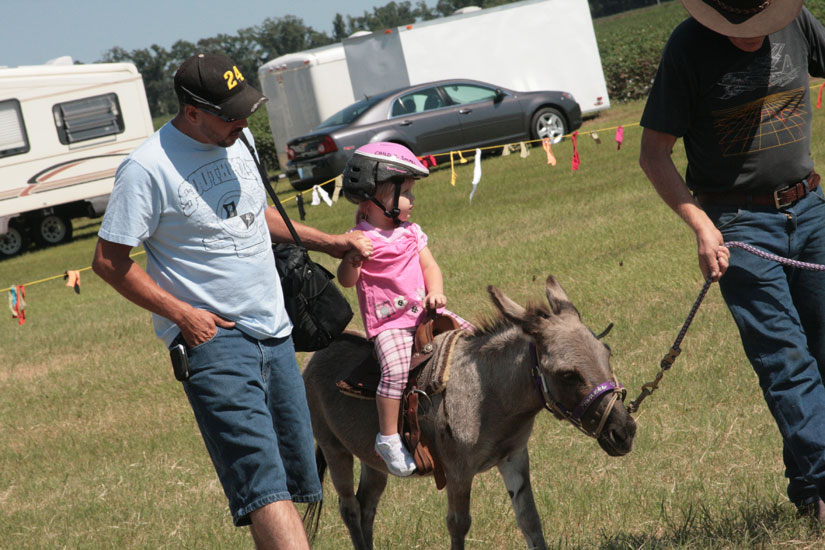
558, 371, 582, 384
537, 310, 550, 319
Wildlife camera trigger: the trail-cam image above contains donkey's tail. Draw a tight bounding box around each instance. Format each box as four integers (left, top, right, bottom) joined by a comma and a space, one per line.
303, 446, 327, 547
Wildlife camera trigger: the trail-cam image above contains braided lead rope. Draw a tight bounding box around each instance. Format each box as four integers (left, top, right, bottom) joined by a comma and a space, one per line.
725, 241, 825, 271
626, 277, 712, 414
627, 241, 825, 414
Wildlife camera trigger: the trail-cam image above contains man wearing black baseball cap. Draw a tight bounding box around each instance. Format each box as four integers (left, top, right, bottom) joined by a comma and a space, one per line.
640, 0, 825, 522
172, 53, 268, 147
93, 53, 371, 548
175, 52, 269, 123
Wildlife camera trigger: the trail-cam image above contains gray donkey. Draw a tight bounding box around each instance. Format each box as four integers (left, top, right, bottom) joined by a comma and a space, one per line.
303, 275, 637, 550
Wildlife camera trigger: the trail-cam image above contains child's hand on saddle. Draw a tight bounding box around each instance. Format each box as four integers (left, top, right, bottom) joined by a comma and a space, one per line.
425, 293, 447, 311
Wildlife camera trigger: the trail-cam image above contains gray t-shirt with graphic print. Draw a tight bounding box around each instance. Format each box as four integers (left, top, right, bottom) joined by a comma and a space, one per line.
641, 8, 825, 193
99, 124, 290, 346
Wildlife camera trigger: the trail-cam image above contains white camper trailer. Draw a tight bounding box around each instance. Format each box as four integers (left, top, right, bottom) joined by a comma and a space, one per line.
258, 44, 356, 169
0, 62, 153, 257
343, 0, 609, 115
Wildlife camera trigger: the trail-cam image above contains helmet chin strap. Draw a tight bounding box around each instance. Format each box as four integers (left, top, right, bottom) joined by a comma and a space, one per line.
369, 181, 403, 225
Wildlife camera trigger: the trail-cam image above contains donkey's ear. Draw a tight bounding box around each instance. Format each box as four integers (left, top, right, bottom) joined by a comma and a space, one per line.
488, 285, 527, 323
545, 275, 570, 316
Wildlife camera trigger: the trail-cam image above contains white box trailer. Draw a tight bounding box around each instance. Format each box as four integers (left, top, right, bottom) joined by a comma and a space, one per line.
257, 0, 607, 171
343, 0, 609, 116
258, 44, 356, 169
0, 62, 153, 257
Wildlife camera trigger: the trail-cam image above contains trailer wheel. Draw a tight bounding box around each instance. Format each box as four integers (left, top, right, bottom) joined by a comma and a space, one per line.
34, 214, 73, 246
531, 107, 567, 145
0, 222, 29, 258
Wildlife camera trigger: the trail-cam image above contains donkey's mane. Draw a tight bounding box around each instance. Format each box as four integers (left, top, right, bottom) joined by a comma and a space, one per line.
469, 300, 553, 341
468, 298, 583, 353
470, 312, 513, 340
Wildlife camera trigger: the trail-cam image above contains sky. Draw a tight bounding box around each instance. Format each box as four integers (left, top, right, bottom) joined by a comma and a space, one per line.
2, 0, 429, 67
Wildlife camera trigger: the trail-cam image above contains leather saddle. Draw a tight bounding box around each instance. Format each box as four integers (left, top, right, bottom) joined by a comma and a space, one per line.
335, 314, 463, 489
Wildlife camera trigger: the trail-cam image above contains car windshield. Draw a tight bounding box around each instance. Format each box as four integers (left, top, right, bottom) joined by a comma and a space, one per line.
316, 96, 381, 129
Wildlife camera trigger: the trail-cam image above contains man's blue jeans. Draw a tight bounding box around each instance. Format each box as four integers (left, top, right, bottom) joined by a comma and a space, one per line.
705, 187, 825, 506
176, 327, 322, 526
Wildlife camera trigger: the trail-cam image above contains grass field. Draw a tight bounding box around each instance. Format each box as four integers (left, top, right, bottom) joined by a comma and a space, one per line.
4, 91, 825, 549
6, 1, 825, 544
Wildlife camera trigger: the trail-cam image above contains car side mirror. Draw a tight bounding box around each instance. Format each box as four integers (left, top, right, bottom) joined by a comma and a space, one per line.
494, 89, 505, 103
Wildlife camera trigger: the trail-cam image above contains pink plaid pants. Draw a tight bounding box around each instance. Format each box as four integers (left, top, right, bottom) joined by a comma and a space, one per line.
374, 311, 472, 399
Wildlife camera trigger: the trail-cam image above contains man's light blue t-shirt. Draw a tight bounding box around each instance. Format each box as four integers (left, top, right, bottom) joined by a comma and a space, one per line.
99, 123, 290, 346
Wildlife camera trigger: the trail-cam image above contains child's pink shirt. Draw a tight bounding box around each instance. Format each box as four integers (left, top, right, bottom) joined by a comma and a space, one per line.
352, 220, 429, 339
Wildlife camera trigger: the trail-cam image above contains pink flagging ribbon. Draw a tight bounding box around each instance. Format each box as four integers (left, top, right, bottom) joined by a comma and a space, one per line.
571, 131, 580, 171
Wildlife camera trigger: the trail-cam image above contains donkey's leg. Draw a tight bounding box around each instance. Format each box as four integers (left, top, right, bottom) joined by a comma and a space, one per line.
323, 443, 370, 550
445, 477, 473, 550
356, 463, 388, 550
497, 447, 546, 550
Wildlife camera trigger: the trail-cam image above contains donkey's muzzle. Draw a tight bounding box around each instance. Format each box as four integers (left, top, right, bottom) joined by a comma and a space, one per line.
597, 409, 636, 457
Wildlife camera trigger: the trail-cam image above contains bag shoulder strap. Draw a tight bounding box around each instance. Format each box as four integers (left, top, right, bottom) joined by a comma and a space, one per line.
239, 132, 303, 247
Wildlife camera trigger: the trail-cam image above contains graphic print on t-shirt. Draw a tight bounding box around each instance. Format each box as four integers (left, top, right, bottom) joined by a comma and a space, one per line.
711, 42, 806, 157
177, 155, 268, 257
712, 88, 807, 156
717, 43, 799, 100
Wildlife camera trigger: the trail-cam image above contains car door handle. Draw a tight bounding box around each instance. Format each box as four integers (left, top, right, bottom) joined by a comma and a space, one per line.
399, 119, 412, 126
458, 108, 472, 115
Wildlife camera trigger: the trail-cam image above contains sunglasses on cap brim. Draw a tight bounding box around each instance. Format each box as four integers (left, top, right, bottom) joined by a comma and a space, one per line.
194, 105, 238, 123
180, 85, 239, 122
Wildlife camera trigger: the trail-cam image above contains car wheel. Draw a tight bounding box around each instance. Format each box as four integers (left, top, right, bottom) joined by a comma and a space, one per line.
0, 222, 29, 258
34, 214, 73, 246
531, 107, 568, 145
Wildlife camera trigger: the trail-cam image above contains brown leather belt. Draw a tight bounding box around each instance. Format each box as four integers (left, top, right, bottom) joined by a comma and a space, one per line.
696, 171, 820, 209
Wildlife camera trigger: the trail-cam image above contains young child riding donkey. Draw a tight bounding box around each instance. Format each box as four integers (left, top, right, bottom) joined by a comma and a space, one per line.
304, 143, 637, 550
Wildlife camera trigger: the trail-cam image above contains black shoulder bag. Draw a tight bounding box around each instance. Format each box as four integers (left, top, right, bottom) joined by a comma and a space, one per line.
240, 133, 353, 351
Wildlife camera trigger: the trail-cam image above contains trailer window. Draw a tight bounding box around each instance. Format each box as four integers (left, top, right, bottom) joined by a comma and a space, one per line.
52, 93, 124, 145
0, 99, 29, 158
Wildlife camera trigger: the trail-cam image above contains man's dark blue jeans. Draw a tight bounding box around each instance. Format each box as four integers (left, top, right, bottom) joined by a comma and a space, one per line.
705, 186, 825, 506
176, 326, 322, 526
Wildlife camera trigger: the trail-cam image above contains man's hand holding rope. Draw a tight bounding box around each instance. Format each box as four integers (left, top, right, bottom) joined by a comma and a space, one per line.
696, 223, 730, 282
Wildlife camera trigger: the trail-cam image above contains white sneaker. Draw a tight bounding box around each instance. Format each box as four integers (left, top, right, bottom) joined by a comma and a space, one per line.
374, 433, 417, 477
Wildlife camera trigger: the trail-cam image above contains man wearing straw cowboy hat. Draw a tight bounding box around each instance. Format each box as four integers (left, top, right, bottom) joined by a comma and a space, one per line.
640, 0, 825, 521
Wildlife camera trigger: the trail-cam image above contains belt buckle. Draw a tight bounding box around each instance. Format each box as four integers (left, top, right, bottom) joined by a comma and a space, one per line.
774, 179, 810, 209
773, 184, 795, 209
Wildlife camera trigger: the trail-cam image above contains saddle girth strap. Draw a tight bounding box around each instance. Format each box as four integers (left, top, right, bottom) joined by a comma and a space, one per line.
400, 387, 446, 489
402, 390, 422, 451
